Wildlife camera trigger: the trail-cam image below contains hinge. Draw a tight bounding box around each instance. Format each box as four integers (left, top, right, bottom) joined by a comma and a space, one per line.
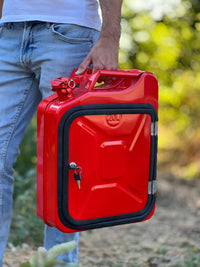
148, 180, 157, 194
151, 121, 158, 136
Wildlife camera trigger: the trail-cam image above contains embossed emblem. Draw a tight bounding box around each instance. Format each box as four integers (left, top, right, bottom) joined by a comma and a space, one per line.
106, 114, 122, 127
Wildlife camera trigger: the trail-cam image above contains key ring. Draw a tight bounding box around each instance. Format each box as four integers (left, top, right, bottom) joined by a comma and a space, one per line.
68, 79, 76, 89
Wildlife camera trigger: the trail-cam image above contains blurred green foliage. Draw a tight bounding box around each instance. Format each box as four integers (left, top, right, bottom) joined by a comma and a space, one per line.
11, 116, 44, 246
11, 0, 200, 245
120, 0, 200, 180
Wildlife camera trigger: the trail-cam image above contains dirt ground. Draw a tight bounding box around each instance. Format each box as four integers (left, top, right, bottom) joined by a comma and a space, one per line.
3, 175, 200, 267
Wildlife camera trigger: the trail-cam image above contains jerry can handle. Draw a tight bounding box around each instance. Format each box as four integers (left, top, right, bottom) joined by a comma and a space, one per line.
72, 69, 143, 91
51, 68, 144, 100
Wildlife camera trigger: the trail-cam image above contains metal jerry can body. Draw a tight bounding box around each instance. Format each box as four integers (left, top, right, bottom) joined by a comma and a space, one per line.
37, 69, 158, 233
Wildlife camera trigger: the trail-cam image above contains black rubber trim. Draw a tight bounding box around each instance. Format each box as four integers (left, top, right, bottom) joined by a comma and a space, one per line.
57, 103, 158, 230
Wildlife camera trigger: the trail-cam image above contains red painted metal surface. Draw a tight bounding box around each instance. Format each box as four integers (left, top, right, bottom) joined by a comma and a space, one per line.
37, 69, 158, 232
68, 113, 151, 221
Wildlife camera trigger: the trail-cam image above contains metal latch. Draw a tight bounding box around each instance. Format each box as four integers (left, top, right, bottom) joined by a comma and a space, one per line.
69, 162, 82, 189
151, 121, 158, 136
148, 180, 157, 194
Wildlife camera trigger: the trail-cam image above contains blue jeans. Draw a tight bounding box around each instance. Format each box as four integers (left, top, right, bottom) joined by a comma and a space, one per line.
0, 21, 100, 266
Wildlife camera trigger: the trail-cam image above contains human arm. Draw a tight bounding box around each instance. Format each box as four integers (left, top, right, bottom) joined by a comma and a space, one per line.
76, 0, 123, 74
0, 0, 3, 18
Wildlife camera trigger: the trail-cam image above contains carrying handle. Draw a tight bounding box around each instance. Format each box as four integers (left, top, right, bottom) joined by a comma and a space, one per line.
70, 68, 143, 91
90, 69, 143, 91
51, 69, 143, 100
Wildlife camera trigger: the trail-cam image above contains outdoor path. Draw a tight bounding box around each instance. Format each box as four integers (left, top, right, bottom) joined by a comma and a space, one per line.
3, 176, 200, 267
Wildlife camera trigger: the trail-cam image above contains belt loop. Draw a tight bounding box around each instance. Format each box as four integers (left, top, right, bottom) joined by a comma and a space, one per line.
7, 22, 12, 29
46, 22, 51, 29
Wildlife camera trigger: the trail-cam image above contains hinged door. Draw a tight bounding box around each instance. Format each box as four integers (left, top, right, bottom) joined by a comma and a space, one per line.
57, 103, 158, 230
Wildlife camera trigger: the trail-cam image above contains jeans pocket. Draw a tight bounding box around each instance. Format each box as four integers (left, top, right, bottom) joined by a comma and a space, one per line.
51, 23, 93, 44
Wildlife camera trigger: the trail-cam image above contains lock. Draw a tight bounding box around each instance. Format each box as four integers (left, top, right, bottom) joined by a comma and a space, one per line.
69, 162, 82, 189
69, 162, 79, 170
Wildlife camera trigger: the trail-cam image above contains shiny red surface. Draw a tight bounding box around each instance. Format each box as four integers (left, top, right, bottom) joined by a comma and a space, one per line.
68, 114, 151, 220
37, 69, 158, 232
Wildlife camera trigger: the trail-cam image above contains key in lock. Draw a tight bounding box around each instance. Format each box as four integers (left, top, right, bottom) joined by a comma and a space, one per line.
69, 162, 82, 189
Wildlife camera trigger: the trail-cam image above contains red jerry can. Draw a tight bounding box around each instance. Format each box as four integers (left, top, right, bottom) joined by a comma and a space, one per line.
37, 69, 158, 232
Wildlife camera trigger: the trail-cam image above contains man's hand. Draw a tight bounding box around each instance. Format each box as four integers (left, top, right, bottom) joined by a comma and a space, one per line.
76, 35, 119, 74
76, 0, 123, 75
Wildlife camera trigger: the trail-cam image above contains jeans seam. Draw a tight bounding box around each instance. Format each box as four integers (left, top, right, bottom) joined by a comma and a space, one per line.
20, 22, 27, 69
0, 77, 35, 218
20, 22, 33, 69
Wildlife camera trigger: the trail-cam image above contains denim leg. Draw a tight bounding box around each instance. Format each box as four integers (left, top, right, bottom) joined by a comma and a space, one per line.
0, 22, 44, 266
0, 21, 100, 266
44, 226, 79, 265
32, 23, 99, 265
0, 70, 41, 267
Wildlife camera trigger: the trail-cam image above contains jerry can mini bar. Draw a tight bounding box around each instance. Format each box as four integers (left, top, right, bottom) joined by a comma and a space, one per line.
37, 68, 158, 232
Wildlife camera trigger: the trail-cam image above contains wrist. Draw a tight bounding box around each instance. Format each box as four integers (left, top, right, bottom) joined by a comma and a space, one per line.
99, 0, 122, 42
100, 25, 121, 43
